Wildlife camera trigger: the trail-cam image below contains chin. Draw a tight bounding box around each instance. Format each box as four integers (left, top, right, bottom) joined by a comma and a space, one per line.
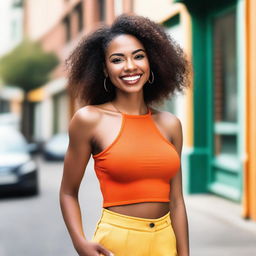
119, 84, 146, 94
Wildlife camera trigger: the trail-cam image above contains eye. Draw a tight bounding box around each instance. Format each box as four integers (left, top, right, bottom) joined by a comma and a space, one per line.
111, 58, 123, 64
134, 54, 145, 60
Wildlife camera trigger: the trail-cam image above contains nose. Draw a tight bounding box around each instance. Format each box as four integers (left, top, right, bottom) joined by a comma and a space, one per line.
124, 58, 137, 72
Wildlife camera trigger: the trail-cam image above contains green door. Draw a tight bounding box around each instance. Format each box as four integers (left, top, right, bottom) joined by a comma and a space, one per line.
207, 5, 243, 201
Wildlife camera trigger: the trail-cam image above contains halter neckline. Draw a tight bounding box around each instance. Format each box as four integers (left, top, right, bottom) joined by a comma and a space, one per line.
110, 102, 151, 118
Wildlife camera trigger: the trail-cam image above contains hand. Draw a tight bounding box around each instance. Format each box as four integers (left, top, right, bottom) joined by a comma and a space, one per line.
75, 240, 114, 256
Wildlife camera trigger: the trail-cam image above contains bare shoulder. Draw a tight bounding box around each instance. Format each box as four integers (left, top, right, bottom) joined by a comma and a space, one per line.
72, 105, 102, 124
151, 108, 182, 132
68, 105, 103, 137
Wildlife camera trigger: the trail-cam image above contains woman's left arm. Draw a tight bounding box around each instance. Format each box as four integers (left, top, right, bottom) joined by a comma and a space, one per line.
169, 116, 190, 256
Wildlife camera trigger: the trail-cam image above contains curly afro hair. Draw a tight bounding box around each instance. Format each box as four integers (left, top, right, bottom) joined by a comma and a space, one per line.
66, 14, 190, 106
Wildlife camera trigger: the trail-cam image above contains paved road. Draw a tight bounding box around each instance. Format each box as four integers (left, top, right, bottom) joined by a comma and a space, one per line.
0, 156, 107, 256
0, 156, 76, 256
0, 156, 256, 256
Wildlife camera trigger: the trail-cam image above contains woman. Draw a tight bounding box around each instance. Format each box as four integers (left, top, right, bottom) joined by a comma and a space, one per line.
60, 14, 190, 256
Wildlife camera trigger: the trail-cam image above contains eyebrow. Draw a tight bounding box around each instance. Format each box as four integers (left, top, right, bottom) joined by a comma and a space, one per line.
109, 49, 145, 59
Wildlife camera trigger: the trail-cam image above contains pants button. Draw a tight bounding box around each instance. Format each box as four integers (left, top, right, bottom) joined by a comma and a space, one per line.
149, 222, 155, 228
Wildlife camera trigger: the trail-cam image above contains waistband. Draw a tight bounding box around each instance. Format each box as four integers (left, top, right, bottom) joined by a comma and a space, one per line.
98, 208, 171, 232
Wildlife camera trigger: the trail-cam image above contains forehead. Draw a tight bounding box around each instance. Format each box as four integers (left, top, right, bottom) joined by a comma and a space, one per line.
105, 34, 145, 56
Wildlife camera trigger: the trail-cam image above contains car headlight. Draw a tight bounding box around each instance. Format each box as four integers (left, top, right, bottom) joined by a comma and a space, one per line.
19, 160, 37, 175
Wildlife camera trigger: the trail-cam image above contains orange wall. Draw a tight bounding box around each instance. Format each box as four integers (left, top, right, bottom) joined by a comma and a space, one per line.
244, 0, 256, 221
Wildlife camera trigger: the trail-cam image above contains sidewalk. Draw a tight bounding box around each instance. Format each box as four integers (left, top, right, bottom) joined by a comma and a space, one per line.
185, 194, 256, 256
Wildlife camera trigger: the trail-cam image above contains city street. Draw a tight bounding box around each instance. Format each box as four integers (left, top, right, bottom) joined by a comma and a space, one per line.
0, 156, 256, 256
1, 1, 256, 256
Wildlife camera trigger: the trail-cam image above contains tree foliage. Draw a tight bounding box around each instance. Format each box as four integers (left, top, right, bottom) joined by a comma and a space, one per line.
0, 39, 59, 92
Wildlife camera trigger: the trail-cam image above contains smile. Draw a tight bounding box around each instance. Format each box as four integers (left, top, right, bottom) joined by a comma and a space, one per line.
120, 74, 142, 85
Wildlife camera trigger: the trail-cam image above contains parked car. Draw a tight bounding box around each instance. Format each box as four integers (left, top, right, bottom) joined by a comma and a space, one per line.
43, 133, 69, 161
0, 126, 39, 196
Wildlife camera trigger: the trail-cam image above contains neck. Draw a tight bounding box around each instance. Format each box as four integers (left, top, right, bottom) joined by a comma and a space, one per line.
112, 92, 148, 115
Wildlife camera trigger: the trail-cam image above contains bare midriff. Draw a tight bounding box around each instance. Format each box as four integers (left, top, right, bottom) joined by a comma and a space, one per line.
105, 202, 170, 219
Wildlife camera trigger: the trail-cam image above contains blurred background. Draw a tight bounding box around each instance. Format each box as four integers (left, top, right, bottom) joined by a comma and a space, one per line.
0, 0, 256, 255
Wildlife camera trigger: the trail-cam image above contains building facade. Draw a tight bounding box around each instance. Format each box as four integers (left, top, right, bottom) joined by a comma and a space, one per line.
134, 0, 256, 221
26, 0, 133, 142
25, 0, 256, 221
0, 0, 24, 116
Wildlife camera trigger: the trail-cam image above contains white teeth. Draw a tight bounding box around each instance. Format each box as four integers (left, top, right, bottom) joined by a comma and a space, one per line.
122, 75, 140, 81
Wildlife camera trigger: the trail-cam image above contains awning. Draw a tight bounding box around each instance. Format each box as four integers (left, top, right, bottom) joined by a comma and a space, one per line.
27, 77, 67, 102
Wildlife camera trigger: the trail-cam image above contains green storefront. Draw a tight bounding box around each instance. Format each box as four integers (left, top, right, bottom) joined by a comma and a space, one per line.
167, 0, 245, 202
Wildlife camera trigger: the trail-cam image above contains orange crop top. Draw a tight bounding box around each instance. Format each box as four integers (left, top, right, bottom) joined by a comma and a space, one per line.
92, 108, 181, 207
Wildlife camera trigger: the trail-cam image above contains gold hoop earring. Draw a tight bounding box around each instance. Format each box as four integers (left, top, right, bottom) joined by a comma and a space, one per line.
148, 71, 154, 84
104, 77, 108, 92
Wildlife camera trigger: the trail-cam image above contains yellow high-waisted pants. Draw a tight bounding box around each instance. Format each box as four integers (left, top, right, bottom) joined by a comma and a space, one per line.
91, 208, 177, 256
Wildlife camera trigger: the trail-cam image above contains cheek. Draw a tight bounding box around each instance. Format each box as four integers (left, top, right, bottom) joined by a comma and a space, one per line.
107, 66, 122, 86
106, 65, 121, 78
141, 59, 150, 72
142, 61, 150, 77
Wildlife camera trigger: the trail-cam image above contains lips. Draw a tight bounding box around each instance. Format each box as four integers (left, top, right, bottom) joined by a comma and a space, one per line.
121, 75, 141, 81
120, 74, 142, 85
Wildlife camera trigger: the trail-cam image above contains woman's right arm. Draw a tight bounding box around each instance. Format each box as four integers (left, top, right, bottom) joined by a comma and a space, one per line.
59, 107, 112, 256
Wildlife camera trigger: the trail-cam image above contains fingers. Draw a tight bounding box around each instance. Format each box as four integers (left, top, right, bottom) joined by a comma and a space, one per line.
97, 243, 114, 256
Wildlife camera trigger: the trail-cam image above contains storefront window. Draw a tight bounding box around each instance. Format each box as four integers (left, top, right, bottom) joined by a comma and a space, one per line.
213, 10, 237, 157
213, 11, 237, 123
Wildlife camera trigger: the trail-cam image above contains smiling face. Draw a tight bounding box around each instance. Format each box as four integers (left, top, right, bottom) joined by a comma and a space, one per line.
104, 34, 150, 94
